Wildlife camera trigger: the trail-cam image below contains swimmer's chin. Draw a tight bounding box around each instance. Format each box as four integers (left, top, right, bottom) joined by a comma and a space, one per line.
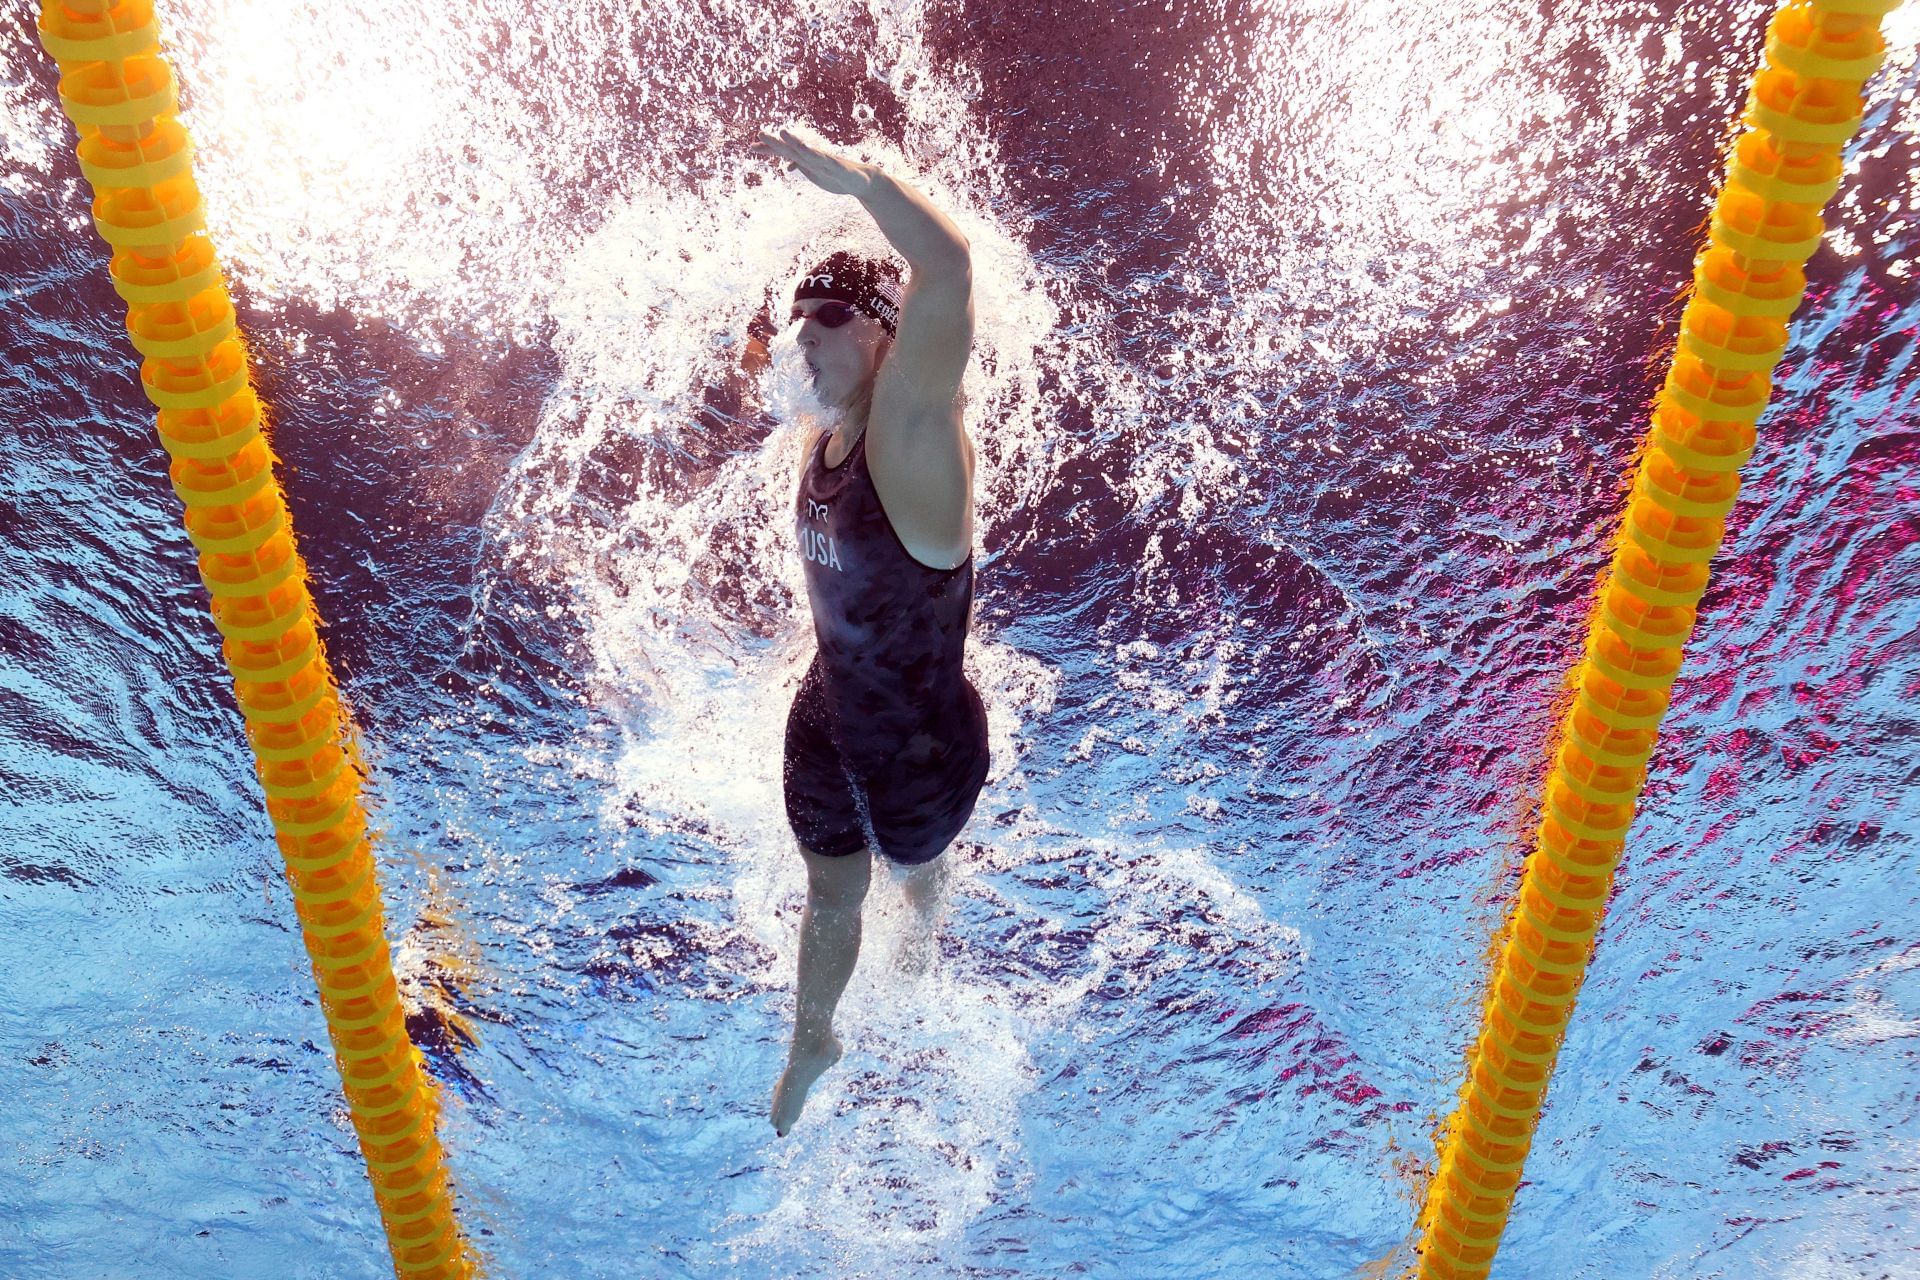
798, 383, 851, 431
759, 365, 838, 429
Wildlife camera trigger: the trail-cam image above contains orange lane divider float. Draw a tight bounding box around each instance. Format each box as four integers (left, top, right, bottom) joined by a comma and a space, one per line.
33, 3, 472, 1276
1411, 0, 1905, 1276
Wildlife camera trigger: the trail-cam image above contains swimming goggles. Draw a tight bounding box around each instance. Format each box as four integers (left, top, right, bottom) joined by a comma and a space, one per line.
790, 301, 861, 329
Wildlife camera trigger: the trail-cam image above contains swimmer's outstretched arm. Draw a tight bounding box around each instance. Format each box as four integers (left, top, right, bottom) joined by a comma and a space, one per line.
750, 128, 969, 270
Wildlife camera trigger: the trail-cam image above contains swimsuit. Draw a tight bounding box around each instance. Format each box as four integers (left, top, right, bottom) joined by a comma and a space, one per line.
782, 428, 990, 866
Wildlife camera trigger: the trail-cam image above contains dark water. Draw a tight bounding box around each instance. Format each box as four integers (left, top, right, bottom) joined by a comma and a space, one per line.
2, 0, 1917, 1276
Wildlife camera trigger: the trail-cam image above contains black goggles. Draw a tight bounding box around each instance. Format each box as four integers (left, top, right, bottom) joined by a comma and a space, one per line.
790, 301, 861, 329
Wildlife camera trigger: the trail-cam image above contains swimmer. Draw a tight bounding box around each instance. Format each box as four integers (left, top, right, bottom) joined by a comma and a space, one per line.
748, 127, 987, 1137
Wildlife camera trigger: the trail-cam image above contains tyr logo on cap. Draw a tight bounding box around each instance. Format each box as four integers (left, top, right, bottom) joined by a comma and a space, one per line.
794, 250, 905, 336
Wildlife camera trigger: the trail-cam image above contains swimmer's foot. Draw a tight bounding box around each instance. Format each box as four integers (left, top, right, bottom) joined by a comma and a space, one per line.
771, 1032, 843, 1137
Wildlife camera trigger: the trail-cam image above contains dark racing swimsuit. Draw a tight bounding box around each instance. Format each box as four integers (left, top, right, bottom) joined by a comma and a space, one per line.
783, 427, 990, 866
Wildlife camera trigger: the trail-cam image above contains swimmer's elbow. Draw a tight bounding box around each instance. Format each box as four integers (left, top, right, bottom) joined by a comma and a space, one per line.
909, 250, 971, 304
921, 238, 970, 278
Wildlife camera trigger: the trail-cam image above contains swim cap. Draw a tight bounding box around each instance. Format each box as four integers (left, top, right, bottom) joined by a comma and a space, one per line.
794, 251, 904, 336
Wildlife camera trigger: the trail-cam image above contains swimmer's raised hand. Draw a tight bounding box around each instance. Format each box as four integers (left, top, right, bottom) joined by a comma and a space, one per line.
750, 127, 876, 198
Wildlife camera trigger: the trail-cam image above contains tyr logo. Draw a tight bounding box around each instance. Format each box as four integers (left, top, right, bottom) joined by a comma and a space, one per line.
797, 497, 843, 570
801, 273, 835, 289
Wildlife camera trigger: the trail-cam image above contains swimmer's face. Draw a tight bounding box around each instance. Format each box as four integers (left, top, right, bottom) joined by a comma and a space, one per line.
791, 298, 891, 410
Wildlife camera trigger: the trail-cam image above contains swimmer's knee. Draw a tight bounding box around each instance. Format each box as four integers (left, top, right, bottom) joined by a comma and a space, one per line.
798, 840, 872, 908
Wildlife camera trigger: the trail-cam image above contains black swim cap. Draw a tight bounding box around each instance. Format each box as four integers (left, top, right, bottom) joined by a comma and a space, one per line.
794, 251, 904, 336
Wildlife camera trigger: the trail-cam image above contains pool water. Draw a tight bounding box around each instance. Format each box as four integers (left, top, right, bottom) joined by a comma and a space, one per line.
2, 1, 1916, 1276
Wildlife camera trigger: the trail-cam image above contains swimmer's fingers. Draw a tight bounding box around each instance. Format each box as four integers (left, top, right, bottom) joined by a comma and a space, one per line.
753, 128, 872, 197
748, 131, 796, 174
750, 134, 824, 186
751, 128, 810, 167
748, 131, 794, 168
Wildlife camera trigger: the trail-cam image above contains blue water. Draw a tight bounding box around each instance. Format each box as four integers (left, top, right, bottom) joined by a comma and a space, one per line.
2, 1, 1917, 1276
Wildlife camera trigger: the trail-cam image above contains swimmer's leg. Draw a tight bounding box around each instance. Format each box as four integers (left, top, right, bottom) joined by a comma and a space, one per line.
893, 854, 950, 978
900, 853, 949, 919
772, 839, 872, 1137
